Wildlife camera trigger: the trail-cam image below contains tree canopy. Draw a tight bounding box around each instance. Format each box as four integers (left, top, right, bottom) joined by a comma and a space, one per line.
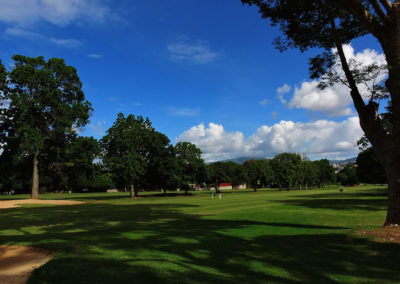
0, 55, 92, 198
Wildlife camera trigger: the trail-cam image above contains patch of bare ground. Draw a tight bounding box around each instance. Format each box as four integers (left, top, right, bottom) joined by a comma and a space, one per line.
0, 199, 83, 209
357, 226, 400, 243
0, 245, 54, 284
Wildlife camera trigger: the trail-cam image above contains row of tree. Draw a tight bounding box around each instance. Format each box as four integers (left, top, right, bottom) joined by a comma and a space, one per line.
0, 54, 386, 200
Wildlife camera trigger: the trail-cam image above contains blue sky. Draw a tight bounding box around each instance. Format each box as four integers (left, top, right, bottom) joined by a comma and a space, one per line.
0, 1, 386, 162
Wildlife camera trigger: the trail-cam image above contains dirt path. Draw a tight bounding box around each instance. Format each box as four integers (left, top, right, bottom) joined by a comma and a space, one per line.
0, 199, 83, 209
358, 226, 400, 243
0, 245, 54, 284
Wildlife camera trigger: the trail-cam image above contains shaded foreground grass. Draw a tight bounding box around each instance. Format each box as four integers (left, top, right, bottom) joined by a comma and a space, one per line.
1, 185, 399, 283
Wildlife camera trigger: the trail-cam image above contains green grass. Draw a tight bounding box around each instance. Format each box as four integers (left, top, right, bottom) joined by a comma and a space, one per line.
1, 185, 399, 283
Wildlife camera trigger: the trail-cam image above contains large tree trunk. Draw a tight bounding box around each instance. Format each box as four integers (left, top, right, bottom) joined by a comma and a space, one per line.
331, 17, 400, 225
130, 184, 134, 199
31, 150, 40, 199
384, 160, 400, 225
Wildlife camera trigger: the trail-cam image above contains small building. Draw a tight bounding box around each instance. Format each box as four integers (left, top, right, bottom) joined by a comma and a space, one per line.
219, 183, 232, 190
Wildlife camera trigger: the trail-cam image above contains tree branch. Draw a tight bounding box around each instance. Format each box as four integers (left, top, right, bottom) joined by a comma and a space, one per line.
378, 0, 392, 12
333, 0, 384, 39
330, 16, 388, 146
368, 0, 389, 23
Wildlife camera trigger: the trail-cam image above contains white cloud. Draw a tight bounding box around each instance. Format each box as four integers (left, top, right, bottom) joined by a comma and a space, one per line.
5, 27, 82, 48
108, 97, 121, 102
177, 117, 363, 162
277, 83, 291, 94
49, 38, 82, 48
178, 123, 245, 162
88, 53, 103, 59
289, 81, 354, 116
167, 107, 200, 117
167, 40, 219, 64
259, 99, 268, 106
276, 83, 291, 104
287, 45, 387, 117
0, 0, 121, 26
88, 120, 106, 136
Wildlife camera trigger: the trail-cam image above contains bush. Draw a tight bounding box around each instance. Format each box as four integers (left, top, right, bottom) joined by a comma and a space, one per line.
91, 175, 114, 192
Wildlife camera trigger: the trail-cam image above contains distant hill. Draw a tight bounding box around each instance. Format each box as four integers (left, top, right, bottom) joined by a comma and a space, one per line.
217, 157, 265, 164
328, 157, 357, 165
211, 156, 357, 165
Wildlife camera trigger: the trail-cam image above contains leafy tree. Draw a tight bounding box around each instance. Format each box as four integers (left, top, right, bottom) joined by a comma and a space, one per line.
209, 161, 230, 188
241, 0, 400, 225
101, 113, 153, 198
337, 164, 359, 186
231, 164, 247, 191
65, 136, 100, 191
356, 147, 387, 184
1, 55, 91, 198
146, 135, 179, 195
314, 159, 336, 187
243, 159, 261, 191
91, 174, 114, 192
256, 159, 275, 187
271, 153, 302, 190
174, 142, 204, 194
299, 160, 318, 189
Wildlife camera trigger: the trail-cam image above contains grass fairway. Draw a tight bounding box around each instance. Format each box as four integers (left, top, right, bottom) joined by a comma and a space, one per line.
1, 185, 399, 283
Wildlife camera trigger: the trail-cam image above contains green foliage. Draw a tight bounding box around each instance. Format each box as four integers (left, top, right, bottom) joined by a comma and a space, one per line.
337, 164, 359, 186
91, 175, 114, 192
356, 147, 386, 184
174, 142, 204, 192
0, 55, 92, 196
271, 153, 302, 188
101, 113, 166, 194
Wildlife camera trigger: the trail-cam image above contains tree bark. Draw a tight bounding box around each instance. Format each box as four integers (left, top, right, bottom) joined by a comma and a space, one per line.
134, 185, 138, 197
31, 150, 40, 199
130, 184, 134, 199
385, 160, 400, 225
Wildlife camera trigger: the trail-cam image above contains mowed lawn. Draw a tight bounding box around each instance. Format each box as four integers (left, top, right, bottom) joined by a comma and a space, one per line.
1, 185, 399, 283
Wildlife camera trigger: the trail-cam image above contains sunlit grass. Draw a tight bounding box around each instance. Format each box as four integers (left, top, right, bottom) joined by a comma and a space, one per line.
1, 185, 398, 283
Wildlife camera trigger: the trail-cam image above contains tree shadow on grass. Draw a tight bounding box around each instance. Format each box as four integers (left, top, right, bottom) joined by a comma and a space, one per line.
41, 192, 195, 201
0, 203, 398, 283
279, 190, 388, 212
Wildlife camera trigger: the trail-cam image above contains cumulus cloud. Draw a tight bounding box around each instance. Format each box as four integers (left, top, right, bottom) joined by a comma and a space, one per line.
177, 117, 363, 162
178, 123, 245, 162
0, 0, 121, 26
287, 45, 387, 117
5, 27, 82, 48
167, 39, 219, 64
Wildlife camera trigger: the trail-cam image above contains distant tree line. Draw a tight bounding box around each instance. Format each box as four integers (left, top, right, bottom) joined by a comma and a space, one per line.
0, 55, 385, 198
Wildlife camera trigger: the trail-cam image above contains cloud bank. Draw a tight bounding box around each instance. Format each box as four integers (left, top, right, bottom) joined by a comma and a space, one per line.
177, 117, 363, 162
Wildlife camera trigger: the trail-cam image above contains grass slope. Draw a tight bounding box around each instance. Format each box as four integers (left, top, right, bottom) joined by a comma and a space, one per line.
1, 185, 398, 283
